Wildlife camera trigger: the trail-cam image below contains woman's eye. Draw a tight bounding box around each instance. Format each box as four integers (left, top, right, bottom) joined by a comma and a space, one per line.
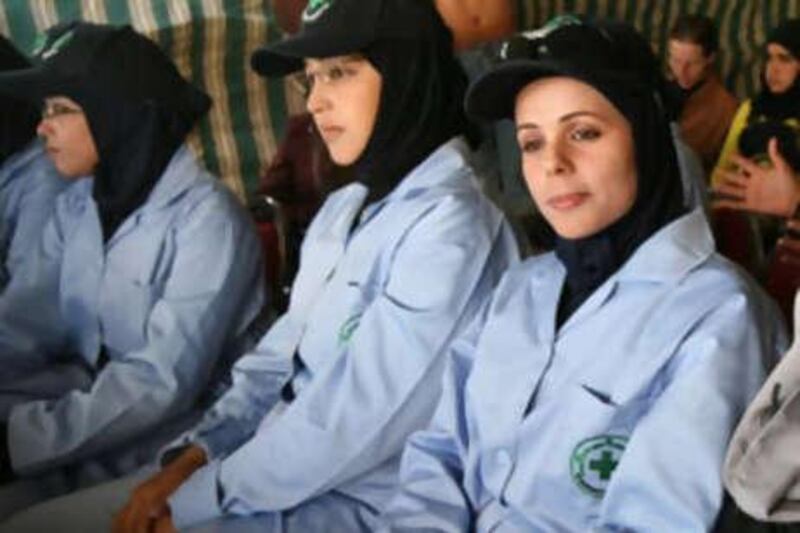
519, 138, 544, 153
572, 127, 601, 141
327, 66, 346, 81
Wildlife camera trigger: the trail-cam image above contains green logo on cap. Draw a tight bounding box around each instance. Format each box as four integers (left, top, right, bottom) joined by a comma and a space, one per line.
33, 29, 76, 60
570, 434, 627, 497
303, 0, 332, 23
521, 14, 583, 41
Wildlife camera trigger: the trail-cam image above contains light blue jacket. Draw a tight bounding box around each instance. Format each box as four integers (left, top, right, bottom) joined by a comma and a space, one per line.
163, 138, 520, 528
382, 210, 787, 532
0, 141, 65, 290
0, 146, 265, 477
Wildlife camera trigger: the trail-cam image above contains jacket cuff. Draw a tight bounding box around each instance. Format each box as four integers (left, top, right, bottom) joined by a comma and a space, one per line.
169, 460, 224, 528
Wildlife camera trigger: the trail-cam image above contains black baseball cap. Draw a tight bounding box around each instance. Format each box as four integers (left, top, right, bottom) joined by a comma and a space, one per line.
251, 0, 435, 77
0, 22, 209, 117
465, 15, 661, 122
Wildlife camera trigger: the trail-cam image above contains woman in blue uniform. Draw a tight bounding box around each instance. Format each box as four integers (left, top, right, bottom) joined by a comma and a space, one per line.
0, 36, 65, 291
381, 16, 786, 531
0, 1, 518, 531
0, 22, 265, 517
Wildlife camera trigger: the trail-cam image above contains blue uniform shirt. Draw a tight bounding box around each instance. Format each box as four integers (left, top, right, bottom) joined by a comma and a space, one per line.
0, 141, 65, 290
0, 146, 265, 477
163, 137, 520, 528
382, 209, 787, 532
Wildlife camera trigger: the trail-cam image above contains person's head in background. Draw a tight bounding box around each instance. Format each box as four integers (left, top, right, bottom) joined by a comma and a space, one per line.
252, 0, 474, 203
764, 18, 800, 96
0, 22, 211, 240
270, 0, 307, 35
667, 15, 718, 91
0, 36, 39, 165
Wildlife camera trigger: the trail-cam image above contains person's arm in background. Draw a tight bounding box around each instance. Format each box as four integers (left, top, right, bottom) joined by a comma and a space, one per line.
434, 0, 515, 50
712, 138, 800, 217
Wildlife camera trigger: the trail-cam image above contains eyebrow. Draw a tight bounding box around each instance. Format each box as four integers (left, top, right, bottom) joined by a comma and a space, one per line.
305, 55, 364, 70
516, 111, 602, 131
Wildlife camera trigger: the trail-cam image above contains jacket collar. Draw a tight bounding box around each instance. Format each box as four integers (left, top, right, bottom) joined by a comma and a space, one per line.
360, 136, 473, 221
134, 145, 205, 212
615, 208, 714, 283
0, 140, 46, 187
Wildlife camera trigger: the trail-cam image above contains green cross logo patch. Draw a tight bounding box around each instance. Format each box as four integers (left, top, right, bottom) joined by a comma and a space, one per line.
303, 0, 332, 23
570, 435, 628, 496
338, 313, 362, 346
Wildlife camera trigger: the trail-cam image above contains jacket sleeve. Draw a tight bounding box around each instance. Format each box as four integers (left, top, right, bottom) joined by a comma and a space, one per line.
160, 314, 300, 463
0, 192, 72, 374
378, 301, 491, 533
723, 293, 800, 522
595, 291, 786, 531
3, 156, 64, 285
7, 194, 265, 475
168, 195, 515, 528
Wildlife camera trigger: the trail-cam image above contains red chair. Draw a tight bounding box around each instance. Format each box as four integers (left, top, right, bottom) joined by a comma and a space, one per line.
711, 208, 766, 279
765, 240, 800, 325
250, 195, 289, 313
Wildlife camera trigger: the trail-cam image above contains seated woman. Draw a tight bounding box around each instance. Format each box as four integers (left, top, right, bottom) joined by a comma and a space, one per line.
0, 0, 518, 531
711, 18, 800, 188
0, 36, 65, 291
0, 22, 265, 515
381, 16, 786, 531
709, 19, 800, 273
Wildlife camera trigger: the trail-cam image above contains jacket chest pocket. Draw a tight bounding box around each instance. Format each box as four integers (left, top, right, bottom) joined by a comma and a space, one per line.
98, 271, 158, 355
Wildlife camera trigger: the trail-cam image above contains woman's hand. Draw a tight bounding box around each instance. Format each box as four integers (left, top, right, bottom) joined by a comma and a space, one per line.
112, 445, 207, 533
712, 138, 800, 217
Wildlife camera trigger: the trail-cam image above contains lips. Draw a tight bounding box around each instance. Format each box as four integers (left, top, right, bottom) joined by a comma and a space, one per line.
318, 124, 344, 142
546, 192, 590, 211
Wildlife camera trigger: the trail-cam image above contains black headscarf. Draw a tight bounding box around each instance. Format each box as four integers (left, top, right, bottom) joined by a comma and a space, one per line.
0, 37, 38, 166
751, 18, 800, 120
741, 19, 800, 172
354, 1, 474, 203
553, 21, 686, 326
34, 23, 211, 241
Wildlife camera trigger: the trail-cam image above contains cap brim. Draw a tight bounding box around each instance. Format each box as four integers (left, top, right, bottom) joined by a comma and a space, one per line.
0, 64, 73, 102
251, 30, 370, 77
465, 59, 586, 122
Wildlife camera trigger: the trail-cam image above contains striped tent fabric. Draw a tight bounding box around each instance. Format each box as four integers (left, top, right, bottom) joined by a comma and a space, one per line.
0, 0, 307, 201
516, 0, 800, 99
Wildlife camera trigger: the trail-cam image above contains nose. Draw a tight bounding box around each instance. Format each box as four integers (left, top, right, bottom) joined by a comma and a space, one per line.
36, 118, 53, 139
305, 82, 330, 116
542, 137, 570, 177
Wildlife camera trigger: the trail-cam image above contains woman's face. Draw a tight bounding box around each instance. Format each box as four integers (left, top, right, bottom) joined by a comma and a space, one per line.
765, 42, 800, 94
304, 55, 382, 166
37, 96, 99, 179
515, 77, 638, 240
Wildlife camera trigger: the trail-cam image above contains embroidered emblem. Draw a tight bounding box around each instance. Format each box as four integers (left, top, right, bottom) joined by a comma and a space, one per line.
338, 313, 362, 346
570, 434, 628, 496
302, 0, 332, 23
34, 29, 76, 60
520, 14, 582, 42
